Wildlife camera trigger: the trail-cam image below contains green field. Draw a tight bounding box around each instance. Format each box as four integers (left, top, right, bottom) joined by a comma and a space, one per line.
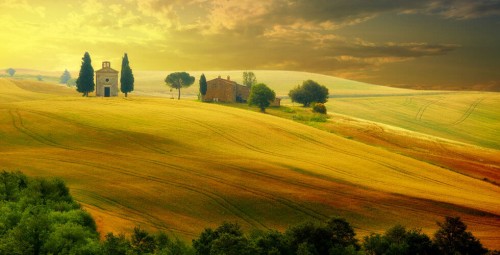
326, 93, 500, 149
0, 77, 499, 248
103, 70, 500, 149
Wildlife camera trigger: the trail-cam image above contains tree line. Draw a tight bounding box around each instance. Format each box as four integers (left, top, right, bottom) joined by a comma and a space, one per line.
0, 171, 496, 255
74, 52, 135, 97
72, 51, 328, 111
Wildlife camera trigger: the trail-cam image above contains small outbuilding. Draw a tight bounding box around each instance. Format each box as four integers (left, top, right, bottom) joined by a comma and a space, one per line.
271, 98, 281, 107
95, 61, 119, 97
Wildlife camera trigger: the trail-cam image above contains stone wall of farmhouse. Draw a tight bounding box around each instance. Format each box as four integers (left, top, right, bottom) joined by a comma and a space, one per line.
204, 79, 236, 102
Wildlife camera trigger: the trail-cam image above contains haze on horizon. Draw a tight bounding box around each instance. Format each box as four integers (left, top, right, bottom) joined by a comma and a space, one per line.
1, 0, 499, 89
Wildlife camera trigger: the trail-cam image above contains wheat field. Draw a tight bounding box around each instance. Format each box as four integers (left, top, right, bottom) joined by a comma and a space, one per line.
0, 78, 498, 248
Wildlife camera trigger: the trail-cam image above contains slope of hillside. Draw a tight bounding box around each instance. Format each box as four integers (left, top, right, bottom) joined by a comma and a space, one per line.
1, 79, 499, 248
327, 93, 500, 149
132, 70, 433, 97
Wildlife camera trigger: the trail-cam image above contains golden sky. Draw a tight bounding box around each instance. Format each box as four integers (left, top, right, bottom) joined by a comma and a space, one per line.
1, 0, 499, 88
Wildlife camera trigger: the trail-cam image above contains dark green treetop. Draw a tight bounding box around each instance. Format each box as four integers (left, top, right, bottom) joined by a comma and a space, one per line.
289, 80, 329, 107
248, 83, 276, 112
164, 72, 195, 100
199, 73, 207, 97
76, 52, 95, 97
120, 53, 135, 97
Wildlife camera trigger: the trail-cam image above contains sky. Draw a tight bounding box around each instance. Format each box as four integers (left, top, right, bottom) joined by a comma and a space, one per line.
1, 0, 499, 88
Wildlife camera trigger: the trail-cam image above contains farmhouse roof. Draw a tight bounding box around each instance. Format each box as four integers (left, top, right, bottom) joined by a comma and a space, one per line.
96, 61, 118, 73
210, 76, 242, 86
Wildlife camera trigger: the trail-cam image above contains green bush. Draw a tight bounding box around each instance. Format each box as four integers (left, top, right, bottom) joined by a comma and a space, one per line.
312, 103, 327, 114
310, 114, 327, 122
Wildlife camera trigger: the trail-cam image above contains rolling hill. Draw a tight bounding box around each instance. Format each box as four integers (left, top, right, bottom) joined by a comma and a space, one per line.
327, 93, 500, 149
132, 70, 439, 97
0, 78, 499, 249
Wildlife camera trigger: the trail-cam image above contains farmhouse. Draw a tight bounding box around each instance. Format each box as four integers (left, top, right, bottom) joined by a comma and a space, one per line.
95, 61, 118, 97
203, 76, 249, 103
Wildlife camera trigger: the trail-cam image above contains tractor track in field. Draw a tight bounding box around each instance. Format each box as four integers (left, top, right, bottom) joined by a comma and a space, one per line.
3, 108, 268, 229
157, 155, 485, 224
141, 110, 457, 189
12, 108, 479, 221
137, 157, 329, 221
13, 109, 333, 220
402, 97, 413, 106
71, 188, 198, 237
10, 108, 446, 224
270, 123, 456, 188
12, 109, 330, 222
18, 107, 457, 194
8, 109, 66, 148
18, 108, 172, 155
30, 155, 267, 230
450, 97, 485, 126
26, 154, 485, 229
415, 98, 443, 122
168, 113, 386, 184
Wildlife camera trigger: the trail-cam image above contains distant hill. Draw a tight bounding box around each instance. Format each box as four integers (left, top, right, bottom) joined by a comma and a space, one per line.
383, 82, 500, 92
133, 70, 430, 97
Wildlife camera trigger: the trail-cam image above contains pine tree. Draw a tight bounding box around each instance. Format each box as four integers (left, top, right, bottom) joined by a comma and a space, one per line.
76, 52, 95, 97
164, 72, 195, 100
199, 74, 207, 99
120, 53, 134, 97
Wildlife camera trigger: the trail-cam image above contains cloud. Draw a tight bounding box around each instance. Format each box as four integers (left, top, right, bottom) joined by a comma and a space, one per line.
1, 0, 497, 87
417, 0, 500, 19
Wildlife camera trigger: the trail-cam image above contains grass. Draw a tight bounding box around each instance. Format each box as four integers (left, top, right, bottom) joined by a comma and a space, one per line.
0, 78, 499, 249
220, 100, 500, 188
326, 93, 500, 149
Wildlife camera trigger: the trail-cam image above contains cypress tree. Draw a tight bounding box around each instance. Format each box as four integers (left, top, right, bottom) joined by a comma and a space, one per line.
120, 53, 134, 97
199, 73, 207, 99
76, 52, 95, 97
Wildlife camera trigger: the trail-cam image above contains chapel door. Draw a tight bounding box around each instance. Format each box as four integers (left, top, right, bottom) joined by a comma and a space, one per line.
104, 87, 110, 97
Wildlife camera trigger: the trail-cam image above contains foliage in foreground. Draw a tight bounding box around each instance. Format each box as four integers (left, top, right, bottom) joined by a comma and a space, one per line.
0, 171, 99, 254
0, 171, 494, 255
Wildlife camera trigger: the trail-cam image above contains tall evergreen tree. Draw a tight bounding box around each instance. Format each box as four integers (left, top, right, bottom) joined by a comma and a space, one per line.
199, 73, 207, 99
120, 53, 134, 97
76, 52, 95, 97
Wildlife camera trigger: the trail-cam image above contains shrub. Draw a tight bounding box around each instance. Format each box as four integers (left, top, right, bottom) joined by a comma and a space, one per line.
310, 115, 327, 122
312, 103, 327, 114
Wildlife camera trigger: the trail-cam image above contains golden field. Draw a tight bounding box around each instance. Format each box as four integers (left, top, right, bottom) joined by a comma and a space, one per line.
0, 77, 499, 249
